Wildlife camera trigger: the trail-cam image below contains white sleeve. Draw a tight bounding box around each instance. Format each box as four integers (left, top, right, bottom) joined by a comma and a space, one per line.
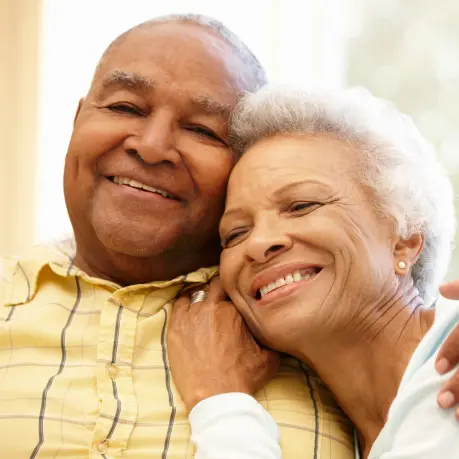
371, 367, 459, 459
369, 298, 459, 459
189, 392, 282, 459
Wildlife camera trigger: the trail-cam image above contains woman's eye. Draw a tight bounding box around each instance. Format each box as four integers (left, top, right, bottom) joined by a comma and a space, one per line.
222, 230, 247, 248
289, 202, 321, 212
108, 104, 144, 115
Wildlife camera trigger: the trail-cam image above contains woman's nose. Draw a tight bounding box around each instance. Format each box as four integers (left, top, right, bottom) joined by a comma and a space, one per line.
245, 223, 292, 264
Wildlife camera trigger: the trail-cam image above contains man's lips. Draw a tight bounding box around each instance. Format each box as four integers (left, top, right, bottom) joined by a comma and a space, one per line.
250, 263, 323, 299
106, 175, 181, 201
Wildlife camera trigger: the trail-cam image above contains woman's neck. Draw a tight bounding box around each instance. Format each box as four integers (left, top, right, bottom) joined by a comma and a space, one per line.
297, 294, 434, 458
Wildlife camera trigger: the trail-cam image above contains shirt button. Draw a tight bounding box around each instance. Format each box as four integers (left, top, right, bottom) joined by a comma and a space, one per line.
95, 440, 109, 454
107, 363, 118, 379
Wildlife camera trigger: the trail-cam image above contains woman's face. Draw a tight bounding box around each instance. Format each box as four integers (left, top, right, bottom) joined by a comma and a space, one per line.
219, 134, 401, 355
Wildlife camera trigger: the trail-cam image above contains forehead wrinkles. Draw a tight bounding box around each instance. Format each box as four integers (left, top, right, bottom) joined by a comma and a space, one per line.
236, 137, 361, 185
94, 25, 249, 99
226, 163, 279, 210
231, 151, 306, 191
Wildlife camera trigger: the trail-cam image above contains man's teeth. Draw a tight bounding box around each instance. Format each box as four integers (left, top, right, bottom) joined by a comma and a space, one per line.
259, 270, 317, 298
112, 176, 174, 199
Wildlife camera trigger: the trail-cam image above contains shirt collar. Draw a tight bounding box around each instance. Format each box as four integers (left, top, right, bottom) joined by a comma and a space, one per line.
2, 239, 218, 307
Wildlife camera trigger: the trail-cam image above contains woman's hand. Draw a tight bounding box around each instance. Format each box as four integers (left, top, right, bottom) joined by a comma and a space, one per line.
436, 279, 459, 418
167, 277, 280, 412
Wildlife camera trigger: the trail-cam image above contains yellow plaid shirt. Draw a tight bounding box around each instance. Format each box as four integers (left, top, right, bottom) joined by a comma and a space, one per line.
0, 242, 354, 458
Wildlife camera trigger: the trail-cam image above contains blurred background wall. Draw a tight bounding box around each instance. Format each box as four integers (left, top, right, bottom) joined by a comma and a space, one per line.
1, 0, 458, 280
0, 0, 40, 256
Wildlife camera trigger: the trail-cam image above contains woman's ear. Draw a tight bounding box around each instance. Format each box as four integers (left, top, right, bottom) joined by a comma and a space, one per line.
393, 233, 424, 275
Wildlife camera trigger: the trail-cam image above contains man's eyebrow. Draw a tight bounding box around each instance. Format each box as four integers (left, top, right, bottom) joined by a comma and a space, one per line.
101, 69, 155, 93
191, 95, 232, 118
99, 71, 231, 118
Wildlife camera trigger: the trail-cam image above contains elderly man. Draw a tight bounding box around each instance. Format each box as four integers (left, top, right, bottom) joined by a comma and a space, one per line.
1, 14, 458, 458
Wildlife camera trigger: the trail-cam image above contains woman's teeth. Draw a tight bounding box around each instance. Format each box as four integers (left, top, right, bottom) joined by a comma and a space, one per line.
258, 269, 318, 298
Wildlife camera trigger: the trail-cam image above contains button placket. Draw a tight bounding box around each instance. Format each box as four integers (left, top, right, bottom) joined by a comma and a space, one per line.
92, 291, 142, 454
107, 362, 119, 379
94, 439, 109, 454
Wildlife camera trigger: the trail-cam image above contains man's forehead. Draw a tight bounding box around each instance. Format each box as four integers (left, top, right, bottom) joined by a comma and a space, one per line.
95, 22, 250, 97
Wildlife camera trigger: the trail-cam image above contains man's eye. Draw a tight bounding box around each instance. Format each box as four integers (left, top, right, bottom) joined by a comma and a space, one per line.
186, 126, 224, 142
108, 104, 144, 115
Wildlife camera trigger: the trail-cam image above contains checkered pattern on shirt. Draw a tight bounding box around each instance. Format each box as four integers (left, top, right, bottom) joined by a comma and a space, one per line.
0, 243, 355, 458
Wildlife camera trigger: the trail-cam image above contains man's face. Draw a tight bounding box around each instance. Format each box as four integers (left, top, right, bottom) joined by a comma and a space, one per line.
64, 23, 247, 276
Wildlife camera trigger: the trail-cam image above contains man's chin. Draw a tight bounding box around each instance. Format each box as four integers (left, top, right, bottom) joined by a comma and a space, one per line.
104, 234, 174, 258
92, 219, 178, 258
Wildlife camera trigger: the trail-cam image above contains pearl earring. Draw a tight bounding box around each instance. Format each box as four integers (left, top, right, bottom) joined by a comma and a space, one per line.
397, 261, 407, 269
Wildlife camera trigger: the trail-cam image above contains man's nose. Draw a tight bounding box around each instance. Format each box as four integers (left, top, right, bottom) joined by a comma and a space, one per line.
245, 222, 292, 264
123, 110, 181, 166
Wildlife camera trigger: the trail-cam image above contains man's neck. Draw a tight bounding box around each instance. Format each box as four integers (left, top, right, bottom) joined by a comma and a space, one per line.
73, 244, 219, 286
297, 298, 433, 458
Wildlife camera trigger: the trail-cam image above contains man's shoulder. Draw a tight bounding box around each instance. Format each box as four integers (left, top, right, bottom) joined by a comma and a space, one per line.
0, 256, 17, 304
0, 255, 18, 280
0, 240, 74, 274
0, 242, 72, 309
255, 356, 355, 458
0, 255, 25, 314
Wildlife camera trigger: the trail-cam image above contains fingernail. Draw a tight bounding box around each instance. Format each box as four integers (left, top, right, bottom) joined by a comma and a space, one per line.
436, 358, 451, 375
438, 391, 455, 409
456, 406, 459, 421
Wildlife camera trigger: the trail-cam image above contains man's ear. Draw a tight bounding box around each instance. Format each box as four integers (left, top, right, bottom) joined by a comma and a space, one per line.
393, 233, 424, 274
73, 98, 85, 125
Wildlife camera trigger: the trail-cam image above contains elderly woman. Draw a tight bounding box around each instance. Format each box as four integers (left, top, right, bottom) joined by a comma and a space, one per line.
168, 87, 459, 459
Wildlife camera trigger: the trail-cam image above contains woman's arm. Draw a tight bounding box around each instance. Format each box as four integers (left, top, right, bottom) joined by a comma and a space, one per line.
371, 369, 459, 459
190, 393, 281, 459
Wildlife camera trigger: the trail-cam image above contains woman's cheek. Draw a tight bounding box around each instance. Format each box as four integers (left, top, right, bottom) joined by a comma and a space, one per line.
219, 250, 234, 292
220, 248, 247, 304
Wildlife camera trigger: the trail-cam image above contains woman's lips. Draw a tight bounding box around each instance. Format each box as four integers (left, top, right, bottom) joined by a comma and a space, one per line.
250, 264, 322, 297
248, 263, 323, 306
255, 268, 322, 305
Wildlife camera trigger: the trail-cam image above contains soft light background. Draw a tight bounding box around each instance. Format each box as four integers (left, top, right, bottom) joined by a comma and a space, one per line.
1, 0, 458, 280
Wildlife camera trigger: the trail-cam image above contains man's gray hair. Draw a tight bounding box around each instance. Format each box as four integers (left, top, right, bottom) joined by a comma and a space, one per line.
101, 13, 267, 92
229, 86, 456, 302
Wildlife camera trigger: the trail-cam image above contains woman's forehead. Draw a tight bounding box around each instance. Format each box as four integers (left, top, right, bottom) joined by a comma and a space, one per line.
231, 135, 359, 186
